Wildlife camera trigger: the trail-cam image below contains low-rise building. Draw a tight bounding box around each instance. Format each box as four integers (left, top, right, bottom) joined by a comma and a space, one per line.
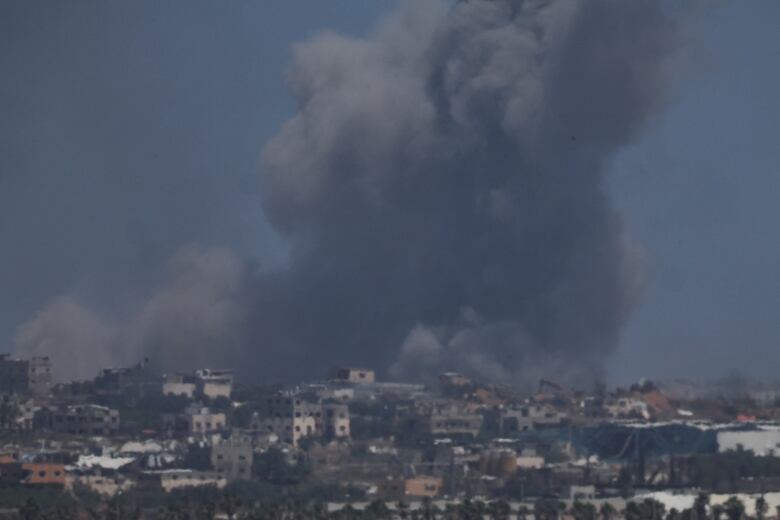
334, 368, 375, 384
22, 463, 66, 487
143, 470, 227, 492
404, 475, 443, 498
49, 404, 120, 436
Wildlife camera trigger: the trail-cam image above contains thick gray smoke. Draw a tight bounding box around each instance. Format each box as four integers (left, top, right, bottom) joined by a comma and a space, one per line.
255, 0, 672, 385
15, 0, 675, 386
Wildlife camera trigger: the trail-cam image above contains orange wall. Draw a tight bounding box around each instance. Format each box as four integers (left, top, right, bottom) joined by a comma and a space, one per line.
22, 463, 66, 486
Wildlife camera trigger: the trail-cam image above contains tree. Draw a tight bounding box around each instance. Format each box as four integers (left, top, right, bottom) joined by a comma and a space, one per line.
723, 497, 745, 520
535, 498, 563, 520
20, 498, 41, 520
600, 502, 617, 520
365, 500, 392, 519
571, 501, 597, 520
488, 499, 511, 520
693, 493, 710, 520
755, 496, 768, 520
710, 504, 725, 520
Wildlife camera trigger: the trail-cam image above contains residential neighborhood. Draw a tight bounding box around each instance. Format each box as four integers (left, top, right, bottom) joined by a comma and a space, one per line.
3, 353, 780, 518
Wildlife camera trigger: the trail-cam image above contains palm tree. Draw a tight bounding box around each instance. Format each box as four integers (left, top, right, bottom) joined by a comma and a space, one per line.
755, 496, 768, 520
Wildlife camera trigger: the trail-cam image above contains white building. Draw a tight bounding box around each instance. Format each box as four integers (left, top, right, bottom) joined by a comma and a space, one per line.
717, 429, 780, 456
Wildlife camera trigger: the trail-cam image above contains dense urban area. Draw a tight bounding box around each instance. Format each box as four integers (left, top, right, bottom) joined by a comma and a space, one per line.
3, 354, 780, 519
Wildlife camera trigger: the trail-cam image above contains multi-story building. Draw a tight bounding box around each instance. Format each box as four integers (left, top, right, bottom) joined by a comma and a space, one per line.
499, 403, 568, 434
0, 354, 51, 399
0, 354, 29, 395
49, 404, 120, 436
194, 369, 233, 399
253, 395, 320, 446
162, 369, 233, 400
28, 357, 51, 399
322, 401, 350, 440
186, 406, 226, 435
161, 374, 197, 398
211, 437, 253, 480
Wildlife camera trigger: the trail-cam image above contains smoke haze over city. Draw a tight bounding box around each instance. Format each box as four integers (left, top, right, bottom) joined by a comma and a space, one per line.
2, 1, 779, 386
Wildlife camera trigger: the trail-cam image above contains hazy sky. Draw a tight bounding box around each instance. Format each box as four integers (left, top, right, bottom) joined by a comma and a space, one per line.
1, 1, 778, 384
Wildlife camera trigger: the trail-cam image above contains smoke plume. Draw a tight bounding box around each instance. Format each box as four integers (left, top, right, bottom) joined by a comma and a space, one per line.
15, 0, 675, 386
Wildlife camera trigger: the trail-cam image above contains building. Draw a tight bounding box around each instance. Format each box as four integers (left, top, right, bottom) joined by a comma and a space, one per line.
0, 354, 50, 398
211, 437, 253, 481
66, 474, 135, 497
499, 403, 567, 434
21, 463, 66, 487
322, 401, 351, 440
194, 369, 233, 399
93, 359, 157, 403
162, 374, 197, 398
717, 429, 780, 456
143, 470, 227, 492
334, 368, 375, 384
439, 372, 472, 396
253, 395, 320, 446
28, 357, 51, 399
604, 397, 650, 420
404, 475, 443, 498
0, 354, 29, 395
49, 404, 120, 436
186, 407, 226, 435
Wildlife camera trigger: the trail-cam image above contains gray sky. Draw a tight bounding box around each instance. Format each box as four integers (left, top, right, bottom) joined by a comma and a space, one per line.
1, 1, 778, 384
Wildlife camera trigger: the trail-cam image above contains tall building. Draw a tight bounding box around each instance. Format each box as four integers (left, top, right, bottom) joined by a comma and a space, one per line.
0, 354, 51, 399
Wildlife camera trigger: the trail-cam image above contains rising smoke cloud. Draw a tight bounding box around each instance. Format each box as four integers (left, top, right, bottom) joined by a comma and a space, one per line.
15, 0, 675, 386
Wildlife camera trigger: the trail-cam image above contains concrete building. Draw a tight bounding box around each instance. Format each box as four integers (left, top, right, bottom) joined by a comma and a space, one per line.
254, 395, 320, 446
404, 475, 443, 498
186, 407, 226, 435
334, 368, 375, 384
22, 463, 66, 486
0, 354, 50, 398
717, 429, 780, 456
499, 403, 567, 434
143, 470, 227, 492
50, 404, 120, 436
211, 438, 253, 481
322, 401, 351, 440
162, 374, 197, 398
194, 369, 233, 399
28, 357, 51, 399
0, 354, 29, 395
604, 397, 650, 419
